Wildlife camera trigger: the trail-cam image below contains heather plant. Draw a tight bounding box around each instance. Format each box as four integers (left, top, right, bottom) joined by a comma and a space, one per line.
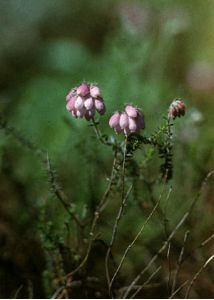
1, 80, 213, 299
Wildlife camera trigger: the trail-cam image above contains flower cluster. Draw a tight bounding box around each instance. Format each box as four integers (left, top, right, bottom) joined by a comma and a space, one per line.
109, 105, 145, 136
66, 83, 106, 120
168, 99, 186, 120
66, 83, 186, 137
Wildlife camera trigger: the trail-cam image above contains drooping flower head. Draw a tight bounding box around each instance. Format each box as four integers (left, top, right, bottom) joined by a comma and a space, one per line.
66, 83, 106, 120
168, 99, 186, 120
109, 104, 145, 136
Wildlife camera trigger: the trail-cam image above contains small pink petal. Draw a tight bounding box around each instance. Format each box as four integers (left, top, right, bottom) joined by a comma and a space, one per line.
128, 118, 137, 132
84, 97, 94, 110
76, 83, 90, 96
90, 85, 101, 98
119, 112, 129, 129
66, 89, 75, 102
95, 99, 106, 115
66, 97, 75, 112
75, 96, 84, 110
109, 112, 120, 128
125, 105, 138, 118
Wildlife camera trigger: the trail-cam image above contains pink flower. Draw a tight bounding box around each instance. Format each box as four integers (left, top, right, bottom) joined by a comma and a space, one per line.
74, 96, 84, 110
66, 89, 76, 102
119, 112, 129, 129
84, 97, 94, 110
90, 85, 101, 98
109, 112, 120, 127
95, 99, 106, 115
109, 104, 145, 136
76, 83, 90, 97
125, 105, 138, 118
109, 112, 122, 134
66, 82, 106, 120
66, 97, 75, 112
128, 117, 137, 131
168, 99, 186, 120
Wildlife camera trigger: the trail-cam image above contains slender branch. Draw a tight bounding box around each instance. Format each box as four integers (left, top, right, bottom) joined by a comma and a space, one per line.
123, 170, 214, 298
63, 152, 118, 279
171, 230, 190, 295
181, 232, 214, 265
105, 137, 129, 295
118, 282, 161, 298
109, 187, 168, 292
99, 155, 118, 212
200, 233, 214, 247
13, 285, 24, 299
169, 280, 189, 299
0, 117, 83, 228
91, 117, 113, 146
46, 152, 83, 228
185, 255, 214, 298
130, 266, 162, 299
122, 212, 189, 299
0, 116, 45, 158
105, 185, 133, 295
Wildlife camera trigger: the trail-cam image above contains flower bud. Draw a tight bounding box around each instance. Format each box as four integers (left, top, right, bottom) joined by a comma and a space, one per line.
168, 100, 186, 120
66, 89, 75, 102
128, 117, 137, 132
109, 112, 120, 128
90, 85, 101, 98
75, 96, 84, 110
125, 105, 138, 118
66, 82, 106, 121
76, 83, 90, 96
84, 97, 94, 110
66, 97, 75, 112
109, 105, 145, 136
119, 112, 129, 129
95, 99, 106, 115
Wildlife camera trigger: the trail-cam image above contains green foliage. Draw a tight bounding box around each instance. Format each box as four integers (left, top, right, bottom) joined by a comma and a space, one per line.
0, 0, 214, 298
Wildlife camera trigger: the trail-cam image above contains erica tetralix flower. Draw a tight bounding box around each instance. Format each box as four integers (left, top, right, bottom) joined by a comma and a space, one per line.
109, 104, 145, 136
168, 99, 186, 120
66, 83, 106, 120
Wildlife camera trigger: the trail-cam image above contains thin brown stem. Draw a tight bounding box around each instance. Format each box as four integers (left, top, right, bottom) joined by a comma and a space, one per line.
63, 152, 118, 279
105, 185, 133, 295
130, 266, 162, 299
171, 230, 190, 295
169, 280, 189, 299
185, 255, 214, 298
123, 211, 189, 299
109, 187, 168, 292
91, 117, 112, 146
46, 152, 83, 228
105, 137, 129, 296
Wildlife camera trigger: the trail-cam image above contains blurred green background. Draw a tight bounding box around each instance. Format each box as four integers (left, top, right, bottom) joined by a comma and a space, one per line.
0, 0, 214, 298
